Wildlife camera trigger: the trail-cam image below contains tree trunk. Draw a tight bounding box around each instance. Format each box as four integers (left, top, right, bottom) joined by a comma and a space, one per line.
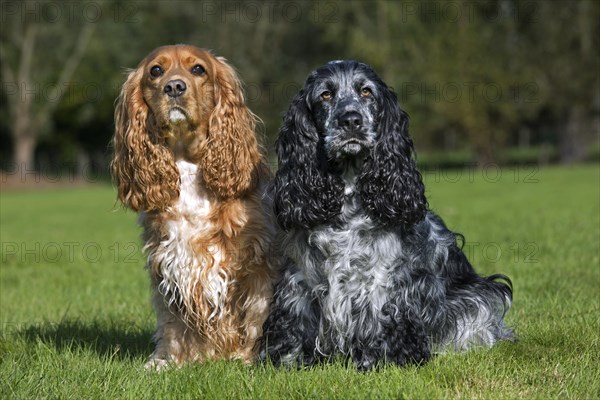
476, 145, 496, 167
13, 131, 36, 173
2, 23, 95, 173
560, 104, 587, 164
12, 70, 36, 172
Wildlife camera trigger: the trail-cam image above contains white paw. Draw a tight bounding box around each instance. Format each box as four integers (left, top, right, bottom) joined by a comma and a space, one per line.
144, 357, 172, 371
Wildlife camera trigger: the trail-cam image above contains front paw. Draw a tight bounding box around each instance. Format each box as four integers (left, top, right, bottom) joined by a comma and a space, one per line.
380, 303, 432, 366
144, 356, 173, 371
352, 349, 379, 371
260, 344, 313, 368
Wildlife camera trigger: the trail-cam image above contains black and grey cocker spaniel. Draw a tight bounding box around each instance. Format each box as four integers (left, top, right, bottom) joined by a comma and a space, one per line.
260, 60, 514, 370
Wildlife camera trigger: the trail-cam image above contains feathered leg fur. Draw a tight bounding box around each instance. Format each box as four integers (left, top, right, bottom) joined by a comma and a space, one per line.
261, 214, 513, 369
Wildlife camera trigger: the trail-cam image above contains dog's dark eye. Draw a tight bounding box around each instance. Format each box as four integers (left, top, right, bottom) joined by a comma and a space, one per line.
150, 65, 164, 78
321, 91, 333, 101
360, 87, 372, 97
191, 65, 206, 76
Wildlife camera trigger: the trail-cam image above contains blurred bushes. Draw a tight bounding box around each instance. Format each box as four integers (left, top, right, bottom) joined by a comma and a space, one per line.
1, 0, 598, 172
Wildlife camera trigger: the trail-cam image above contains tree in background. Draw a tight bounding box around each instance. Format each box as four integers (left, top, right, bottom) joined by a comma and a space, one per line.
0, 0, 95, 172
523, 0, 599, 163
316, 0, 599, 165
0, 0, 598, 173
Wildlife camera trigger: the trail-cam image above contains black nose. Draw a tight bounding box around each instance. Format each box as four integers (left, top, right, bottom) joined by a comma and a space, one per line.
164, 79, 187, 98
338, 111, 363, 131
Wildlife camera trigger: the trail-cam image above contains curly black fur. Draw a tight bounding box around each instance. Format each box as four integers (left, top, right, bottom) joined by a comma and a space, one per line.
356, 90, 427, 227
262, 60, 514, 370
272, 87, 345, 230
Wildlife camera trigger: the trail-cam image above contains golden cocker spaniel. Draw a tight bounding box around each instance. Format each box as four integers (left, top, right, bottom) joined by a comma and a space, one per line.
112, 45, 276, 369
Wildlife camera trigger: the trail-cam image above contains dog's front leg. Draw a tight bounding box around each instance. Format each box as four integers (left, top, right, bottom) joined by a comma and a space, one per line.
259, 266, 319, 367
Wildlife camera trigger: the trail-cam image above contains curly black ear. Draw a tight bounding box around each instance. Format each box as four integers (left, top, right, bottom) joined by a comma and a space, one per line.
273, 90, 344, 231
356, 85, 427, 227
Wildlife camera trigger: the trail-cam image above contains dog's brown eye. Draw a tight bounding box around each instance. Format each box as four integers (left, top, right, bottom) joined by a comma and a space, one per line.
191, 65, 206, 76
321, 91, 333, 101
360, 87, 372, 97
150, 65, 164, 78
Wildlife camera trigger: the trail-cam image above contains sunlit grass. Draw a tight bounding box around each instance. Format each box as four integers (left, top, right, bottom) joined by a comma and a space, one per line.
1, 165, 599, 399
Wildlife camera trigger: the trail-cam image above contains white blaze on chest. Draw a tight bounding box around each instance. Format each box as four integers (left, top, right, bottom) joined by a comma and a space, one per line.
153, 160, 228, 321
298, 198, 397, 353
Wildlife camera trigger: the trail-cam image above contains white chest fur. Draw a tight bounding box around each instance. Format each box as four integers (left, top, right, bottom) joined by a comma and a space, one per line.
148, 160, 228, 321
172, 160, 211, 217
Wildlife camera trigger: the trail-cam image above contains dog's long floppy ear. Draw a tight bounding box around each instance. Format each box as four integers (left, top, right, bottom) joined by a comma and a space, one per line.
111, 67, 180, 212
199, 57, 262, 199
273, 90, 344, 231
356, 84, 427, 227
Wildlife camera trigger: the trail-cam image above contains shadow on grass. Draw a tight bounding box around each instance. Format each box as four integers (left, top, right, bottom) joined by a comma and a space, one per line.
18, 319, 153, 360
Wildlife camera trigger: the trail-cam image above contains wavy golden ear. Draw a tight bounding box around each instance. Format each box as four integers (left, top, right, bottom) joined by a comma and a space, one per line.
111, 67, 180, 212
199, 58, 261, 199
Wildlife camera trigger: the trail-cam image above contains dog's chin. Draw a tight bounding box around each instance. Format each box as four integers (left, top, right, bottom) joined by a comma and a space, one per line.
340, 142, 364, 156
169, 108, 187, 123
331, 139, 371, 160
160, 107, 198, 145
168, 107, 191, 125
162, 107, 198, 134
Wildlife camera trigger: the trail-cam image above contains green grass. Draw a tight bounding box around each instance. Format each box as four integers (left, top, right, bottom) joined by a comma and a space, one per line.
1, 165, 599, 399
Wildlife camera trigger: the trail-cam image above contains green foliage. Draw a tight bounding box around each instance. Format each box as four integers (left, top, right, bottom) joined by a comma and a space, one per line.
1, 1, 598, 166
1, 166, 599, 398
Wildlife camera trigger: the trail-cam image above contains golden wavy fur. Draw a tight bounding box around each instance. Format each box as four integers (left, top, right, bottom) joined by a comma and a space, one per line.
111, 45, 276, 369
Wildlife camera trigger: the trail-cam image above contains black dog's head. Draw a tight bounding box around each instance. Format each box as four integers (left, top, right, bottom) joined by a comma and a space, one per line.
305, 61, 381, 160
273, 60, 427, 231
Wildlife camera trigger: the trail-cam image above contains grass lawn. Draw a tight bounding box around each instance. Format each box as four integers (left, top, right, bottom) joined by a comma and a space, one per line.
1, 165, 599, 399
